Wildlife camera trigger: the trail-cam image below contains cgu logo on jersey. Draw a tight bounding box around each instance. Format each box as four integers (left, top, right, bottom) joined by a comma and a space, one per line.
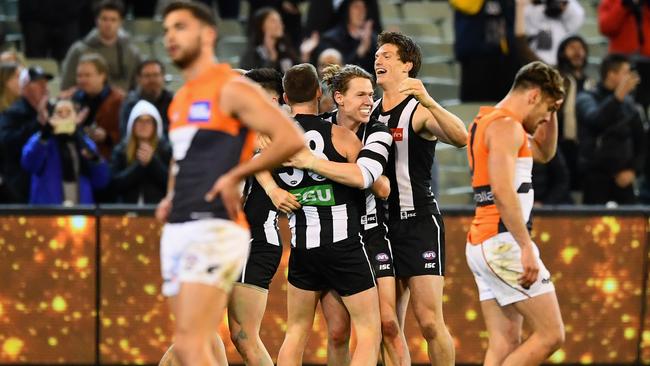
290, 184, 336, 206
188, 101, 211, 122
390, 128, 403, 141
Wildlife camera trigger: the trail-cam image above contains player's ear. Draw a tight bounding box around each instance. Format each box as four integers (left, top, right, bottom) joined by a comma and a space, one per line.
527, 88, 541, 105
404, 61, 413, 75
334, 91, 344, 106
283, 92, 289, 105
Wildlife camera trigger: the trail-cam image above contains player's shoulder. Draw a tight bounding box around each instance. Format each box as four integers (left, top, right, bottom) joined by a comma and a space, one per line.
367, 116, 390, 133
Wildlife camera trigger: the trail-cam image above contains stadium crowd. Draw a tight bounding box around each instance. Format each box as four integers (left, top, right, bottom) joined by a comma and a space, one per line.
0, 0, 648, 206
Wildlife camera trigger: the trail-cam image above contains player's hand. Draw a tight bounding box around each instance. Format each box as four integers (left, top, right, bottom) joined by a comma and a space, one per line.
398, 78, 435, 108
518, 244, 539, 289
155, 195, 173, 223
269, 186, 301, 213
204, 172, 243, 220
284, 148, 316, 170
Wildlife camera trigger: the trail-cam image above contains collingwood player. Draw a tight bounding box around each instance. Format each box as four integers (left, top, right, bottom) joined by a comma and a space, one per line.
228, 68, 290, 366
286, 64, 408, 366
274, 63, 381, 366
372, 31, 468, 365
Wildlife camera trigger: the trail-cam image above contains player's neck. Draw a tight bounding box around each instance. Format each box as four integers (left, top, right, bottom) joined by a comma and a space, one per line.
380, 81, 408, 110
336, 111, 362, 133
290, 101, 319, 116
181, 51, 216, 82
496, 94, 529, 120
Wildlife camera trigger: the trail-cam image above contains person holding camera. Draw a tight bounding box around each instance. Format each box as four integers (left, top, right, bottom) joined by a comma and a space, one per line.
576, 53, 646, 204
524, 0, 584, 65
21, 99, 110, 205
599, 0, 650, 55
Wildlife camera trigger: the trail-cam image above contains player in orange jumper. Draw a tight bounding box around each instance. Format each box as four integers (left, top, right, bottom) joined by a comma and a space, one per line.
156, 2, 303, 365
466, 61, 565, 366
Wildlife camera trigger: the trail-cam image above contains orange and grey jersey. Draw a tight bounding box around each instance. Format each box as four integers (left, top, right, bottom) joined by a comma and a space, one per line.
167, 64, 256, 226
467, 106, 534, 244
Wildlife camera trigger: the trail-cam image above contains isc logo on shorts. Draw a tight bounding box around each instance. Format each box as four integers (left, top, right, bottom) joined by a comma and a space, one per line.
376, 253, 390, 262
424, 263, 436, 269
379, 264, 391, 270
422, 251, 436, 261
188, 101, 211, 122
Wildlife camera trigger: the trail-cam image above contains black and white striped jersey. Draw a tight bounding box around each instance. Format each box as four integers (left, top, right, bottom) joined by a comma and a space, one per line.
322, 110, 393, 231
275, 114, 363, 249
243, 176, 280, 245
372, 95, 440, 219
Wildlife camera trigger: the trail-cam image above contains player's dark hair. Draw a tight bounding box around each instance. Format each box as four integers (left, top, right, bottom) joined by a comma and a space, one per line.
377, 31, 422, 78
512, 61, 565, 101
245, 68, 284, 102
283, 63, 320, 104
163, 0, 217, 29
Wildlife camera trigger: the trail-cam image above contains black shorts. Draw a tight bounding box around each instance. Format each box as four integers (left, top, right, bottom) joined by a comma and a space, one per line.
362, 225, 395, 278
236, 239, 283, 290
288, 239, 375, 297
387, 213, 445, 278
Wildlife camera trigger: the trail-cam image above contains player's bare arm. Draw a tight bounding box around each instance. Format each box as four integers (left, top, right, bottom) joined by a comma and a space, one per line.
485, 117, 539, 289
286, 126, 369, 188
529, 103, 561, 163
398, 77, 468, 147
370, 175, 390, 200
255, 170, 301, 214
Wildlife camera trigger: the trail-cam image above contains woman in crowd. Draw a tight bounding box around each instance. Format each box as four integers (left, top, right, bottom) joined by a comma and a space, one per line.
240, 7, 299, 74
110, 100, 170, 204
0, 63, 21, 113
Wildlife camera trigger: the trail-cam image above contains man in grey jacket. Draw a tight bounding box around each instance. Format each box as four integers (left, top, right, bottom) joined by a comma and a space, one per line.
60, 0, 142, 92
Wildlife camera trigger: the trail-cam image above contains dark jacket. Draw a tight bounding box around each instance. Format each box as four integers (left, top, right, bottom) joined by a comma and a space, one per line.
532, 149, 573, 204
73, 85, 125, 160
453, 0, 516, 61
576, 83, 646, 175
21, 130, 110, 204
0, 97, 43, 202
111, 100, 171, 204
119, 88, 173, 138
316, 24, 378, 75
240, 39, 298, 74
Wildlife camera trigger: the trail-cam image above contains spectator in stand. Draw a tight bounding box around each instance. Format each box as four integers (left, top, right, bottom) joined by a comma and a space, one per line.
576, 53, 645, 205
316, 48, 344, 113
0, 66, 52, 203
119, 59, 173, 138
0, 49, 25, 65
523, 0, 584, 65
599, 0, 650, 56
532, 149, 573, 205
71, 53, 124, 160
240, 7, 299, 74
305, 0, 382, 36
61, 0, 143, 92
0, 63, 21, 113
452, 0, 518, 101
514, 0, 593, 192
314, 0, 378, 75
18, 0, 88, 62
111, 100, 170, 204
21, 99, 109, 205
248, 0, 304, 50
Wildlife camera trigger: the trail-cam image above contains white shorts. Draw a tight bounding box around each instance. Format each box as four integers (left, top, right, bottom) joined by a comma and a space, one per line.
160, 218, 251, 297
465, 232, 555, 306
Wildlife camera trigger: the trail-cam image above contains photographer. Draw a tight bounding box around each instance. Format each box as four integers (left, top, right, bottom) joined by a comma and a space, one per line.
599, 0, 650, 56
21, 99, 110, 205
524, 0, 584, 65
576, 53, 646, 204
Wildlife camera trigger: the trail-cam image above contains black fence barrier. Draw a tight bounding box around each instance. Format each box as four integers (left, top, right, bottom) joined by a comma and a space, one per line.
0, 205, 649, 365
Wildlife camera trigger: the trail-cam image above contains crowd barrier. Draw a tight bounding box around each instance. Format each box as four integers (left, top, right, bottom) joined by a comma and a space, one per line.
0, 205, 649, 365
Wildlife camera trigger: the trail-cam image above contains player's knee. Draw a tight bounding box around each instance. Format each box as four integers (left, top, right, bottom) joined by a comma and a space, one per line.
488, 336, 519, 356
230, 328, 248, 349
541, 326, 565, 352
328, 323, 351, 347
173, 337, 201, 361
381, 318, 400, 339
417, 320, 439, 341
